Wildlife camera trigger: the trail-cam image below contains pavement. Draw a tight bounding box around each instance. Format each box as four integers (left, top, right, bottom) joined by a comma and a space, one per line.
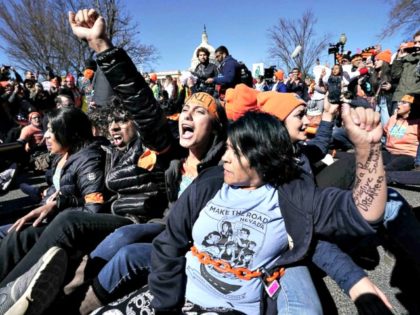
1, 171, 420, 314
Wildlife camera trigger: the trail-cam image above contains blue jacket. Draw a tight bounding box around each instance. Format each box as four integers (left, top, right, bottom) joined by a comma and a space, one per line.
149, 166, 375, 313
213, 55, 240, 88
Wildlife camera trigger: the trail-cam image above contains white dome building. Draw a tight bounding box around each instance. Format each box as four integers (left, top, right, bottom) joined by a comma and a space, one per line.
190, 26, 216, 71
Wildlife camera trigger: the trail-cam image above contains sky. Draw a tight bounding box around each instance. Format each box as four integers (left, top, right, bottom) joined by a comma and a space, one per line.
0, 0, 412, 75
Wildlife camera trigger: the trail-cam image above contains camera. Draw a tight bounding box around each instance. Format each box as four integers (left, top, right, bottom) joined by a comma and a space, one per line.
407, 46, 420, 54
328, 44, 339, 55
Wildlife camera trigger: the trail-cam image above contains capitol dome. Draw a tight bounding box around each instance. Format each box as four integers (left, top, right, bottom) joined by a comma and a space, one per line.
190, 26, 216, 70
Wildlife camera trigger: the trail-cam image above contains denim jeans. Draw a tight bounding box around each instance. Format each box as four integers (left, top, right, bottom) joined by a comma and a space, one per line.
90, 223, 165, 302
375, 96, 390, 127
0, 211, 132, 286
382, 188, 420, 264
91, 223, 164, 261
93, 243, 154, 303
277, 266, 322, 314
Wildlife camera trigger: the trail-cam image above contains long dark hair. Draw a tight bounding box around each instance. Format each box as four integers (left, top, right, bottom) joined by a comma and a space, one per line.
48, 107, 93, 154
228, 111, 300, 186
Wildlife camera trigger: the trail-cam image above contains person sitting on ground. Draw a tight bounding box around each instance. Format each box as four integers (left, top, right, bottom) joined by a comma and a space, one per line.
141, 104, 386, 315
0, 106, 105, 241
382, 93, 420, 170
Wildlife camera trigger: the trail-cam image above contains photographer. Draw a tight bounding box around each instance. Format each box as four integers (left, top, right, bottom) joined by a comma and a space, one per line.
391, 30, 420, 112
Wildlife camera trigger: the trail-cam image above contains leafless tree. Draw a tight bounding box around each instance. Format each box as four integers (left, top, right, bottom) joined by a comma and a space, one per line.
0, 0, 158, 77
267, 11, 330, 78
380, 0, 420, 39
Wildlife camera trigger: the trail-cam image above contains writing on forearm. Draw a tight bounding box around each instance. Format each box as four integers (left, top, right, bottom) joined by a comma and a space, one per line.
353, 144, 385, 213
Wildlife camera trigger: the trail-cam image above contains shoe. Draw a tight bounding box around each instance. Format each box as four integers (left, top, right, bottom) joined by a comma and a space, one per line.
20, 183, 42, 202
0, 163, 17, 191
0, 246, 68, 315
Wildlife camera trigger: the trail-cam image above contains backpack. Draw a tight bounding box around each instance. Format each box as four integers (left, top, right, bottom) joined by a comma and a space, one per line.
237, 62, 253, 87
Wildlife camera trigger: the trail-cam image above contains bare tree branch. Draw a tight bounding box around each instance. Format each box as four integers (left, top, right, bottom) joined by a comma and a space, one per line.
0, 0, 158, 76
267, 11, 330, 78
380, 0, 420, 39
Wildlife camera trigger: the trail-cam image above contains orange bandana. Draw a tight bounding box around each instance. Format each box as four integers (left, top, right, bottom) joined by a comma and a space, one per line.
184, 92, 218, 120
401, 95, 414, 104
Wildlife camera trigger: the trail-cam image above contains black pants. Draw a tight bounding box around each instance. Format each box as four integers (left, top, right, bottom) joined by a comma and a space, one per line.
315, 151, 415, 189
0, 211, 132, 286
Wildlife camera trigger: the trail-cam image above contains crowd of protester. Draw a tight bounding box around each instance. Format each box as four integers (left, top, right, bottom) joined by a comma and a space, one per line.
0, 7, 419, 315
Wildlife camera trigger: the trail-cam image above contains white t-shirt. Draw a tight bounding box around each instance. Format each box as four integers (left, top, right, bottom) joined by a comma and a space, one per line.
185, 183, 288, 314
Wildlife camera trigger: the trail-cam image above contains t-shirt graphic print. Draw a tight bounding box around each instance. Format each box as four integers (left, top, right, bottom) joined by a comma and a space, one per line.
185, 183, 288, 314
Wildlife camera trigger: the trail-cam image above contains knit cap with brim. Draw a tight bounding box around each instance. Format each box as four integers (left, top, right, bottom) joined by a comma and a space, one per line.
258, 92, 306, 121
225, 83, 260, 121
375, 49, 392, 63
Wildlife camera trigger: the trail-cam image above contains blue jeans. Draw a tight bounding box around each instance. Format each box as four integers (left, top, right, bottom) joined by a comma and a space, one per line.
375, 96, 390, 127
382, 188, 420, 264
91, 223, 165, 302
277, 266, 322, 314
90, 223, 164, 261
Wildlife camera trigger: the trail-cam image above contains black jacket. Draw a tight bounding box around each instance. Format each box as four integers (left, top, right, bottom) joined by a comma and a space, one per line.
96, 47, 226, 221
44, 141, 105, 215
192, 62, 218, 94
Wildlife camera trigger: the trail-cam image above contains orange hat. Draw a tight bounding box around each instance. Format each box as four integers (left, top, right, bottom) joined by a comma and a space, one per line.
258, 92, 306, 121
375, 49, 392, 63
84, 69, 95, 80
225, 83, 260, 121
184, 92, 219, 120
150, 73, 158, 82
399, 41, 415, 50
401, 94, 415, 104
274, 70, 284, 81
